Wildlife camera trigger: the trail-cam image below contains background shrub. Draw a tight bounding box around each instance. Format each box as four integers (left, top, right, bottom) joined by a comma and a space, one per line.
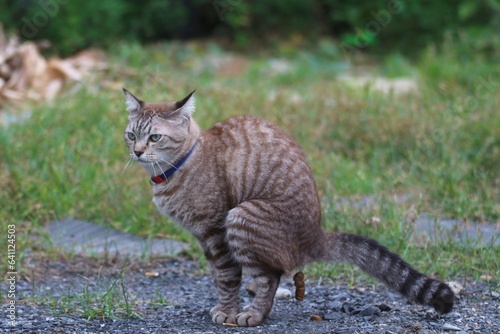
0, 0, 498, 56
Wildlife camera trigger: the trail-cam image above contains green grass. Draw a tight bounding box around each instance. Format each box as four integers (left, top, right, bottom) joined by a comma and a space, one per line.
24, 265, 141, 319
1, 37, 499, 294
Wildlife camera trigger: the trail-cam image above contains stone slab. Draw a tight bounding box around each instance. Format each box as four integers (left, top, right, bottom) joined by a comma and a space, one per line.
411, 216, 499, 247
332, 195, 499, 248
45, 217, 189, 257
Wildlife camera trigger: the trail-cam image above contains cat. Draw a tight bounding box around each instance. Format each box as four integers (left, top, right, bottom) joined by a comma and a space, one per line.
123, 88, 455, 326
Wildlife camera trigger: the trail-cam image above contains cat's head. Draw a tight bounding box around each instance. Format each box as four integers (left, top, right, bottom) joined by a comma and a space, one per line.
123, 89, 196, 173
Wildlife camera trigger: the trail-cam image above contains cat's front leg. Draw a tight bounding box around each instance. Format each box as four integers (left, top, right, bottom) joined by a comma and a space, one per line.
202, 236, 242, 325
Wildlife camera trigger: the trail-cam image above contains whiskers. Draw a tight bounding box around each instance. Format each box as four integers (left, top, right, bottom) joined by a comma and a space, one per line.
157, 157, 177, 170
154, 160, 164, 176
121, 153, 176, 179
150, 159, 163, 178
152, 158, 176, 178
121, 157, 135, 176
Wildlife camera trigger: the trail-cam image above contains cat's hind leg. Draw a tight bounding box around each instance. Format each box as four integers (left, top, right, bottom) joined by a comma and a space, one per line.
235, 271, 280, 326
225, 202, 287, 326
201, 233, 242, 325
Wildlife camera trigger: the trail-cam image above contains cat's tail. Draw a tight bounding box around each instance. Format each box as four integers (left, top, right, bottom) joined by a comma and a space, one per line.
322, 232, 455, 314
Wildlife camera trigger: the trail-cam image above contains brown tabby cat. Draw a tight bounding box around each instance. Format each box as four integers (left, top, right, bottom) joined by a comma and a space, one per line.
123, 89, 455, 326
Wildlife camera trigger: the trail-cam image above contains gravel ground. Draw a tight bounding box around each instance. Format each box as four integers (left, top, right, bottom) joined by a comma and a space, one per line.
1, 256, 499, 334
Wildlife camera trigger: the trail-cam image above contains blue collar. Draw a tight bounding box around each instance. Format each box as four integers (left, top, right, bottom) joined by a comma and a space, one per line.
150, 143, 197, 185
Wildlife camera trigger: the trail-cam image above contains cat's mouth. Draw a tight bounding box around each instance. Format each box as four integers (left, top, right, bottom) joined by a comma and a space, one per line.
135, 157, 151, 163
131, 155, 150, 163
130, 152, 149, 162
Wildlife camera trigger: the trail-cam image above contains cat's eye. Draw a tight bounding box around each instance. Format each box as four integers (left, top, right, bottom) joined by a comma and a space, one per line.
127, 132, 136, 141
149, 134, 161, 142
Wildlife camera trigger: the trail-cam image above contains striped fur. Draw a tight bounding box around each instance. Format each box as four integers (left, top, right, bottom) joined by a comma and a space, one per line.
123, 90, 455, 326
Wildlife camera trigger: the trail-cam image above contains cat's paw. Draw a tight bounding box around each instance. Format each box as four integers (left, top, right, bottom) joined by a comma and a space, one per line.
235, 309, 265, 327
210, 304, 237, 325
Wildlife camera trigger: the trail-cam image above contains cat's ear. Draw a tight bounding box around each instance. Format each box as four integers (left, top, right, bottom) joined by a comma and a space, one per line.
173, 90, 196, 119
122, 88, 144, 113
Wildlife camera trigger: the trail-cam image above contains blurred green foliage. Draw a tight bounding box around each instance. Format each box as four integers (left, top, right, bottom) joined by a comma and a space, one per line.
0, 0, 215, 54
0, 0, 499, 56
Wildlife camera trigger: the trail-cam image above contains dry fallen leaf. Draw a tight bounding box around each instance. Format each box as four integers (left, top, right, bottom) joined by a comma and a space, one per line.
310, 315, 322, 321
144, 271, 159, 277
222, 322, 238, 327
480, 275, 493, 282
0, 23, 106, 109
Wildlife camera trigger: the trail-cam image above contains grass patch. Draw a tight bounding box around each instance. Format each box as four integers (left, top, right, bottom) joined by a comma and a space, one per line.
1, 38, 498, 288
24, 266, 141, 319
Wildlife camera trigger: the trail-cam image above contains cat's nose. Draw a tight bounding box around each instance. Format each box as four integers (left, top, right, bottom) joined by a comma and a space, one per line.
134, 150, 144, 157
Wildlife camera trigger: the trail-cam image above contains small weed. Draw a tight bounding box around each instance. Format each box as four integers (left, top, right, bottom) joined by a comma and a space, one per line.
149, 288, 171, 310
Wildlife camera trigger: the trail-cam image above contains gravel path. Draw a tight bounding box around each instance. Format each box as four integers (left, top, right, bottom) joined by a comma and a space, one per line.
1, 256, 499, 334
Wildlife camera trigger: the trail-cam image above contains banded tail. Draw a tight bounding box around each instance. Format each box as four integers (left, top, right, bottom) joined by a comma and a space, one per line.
324, 232, 455, 313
